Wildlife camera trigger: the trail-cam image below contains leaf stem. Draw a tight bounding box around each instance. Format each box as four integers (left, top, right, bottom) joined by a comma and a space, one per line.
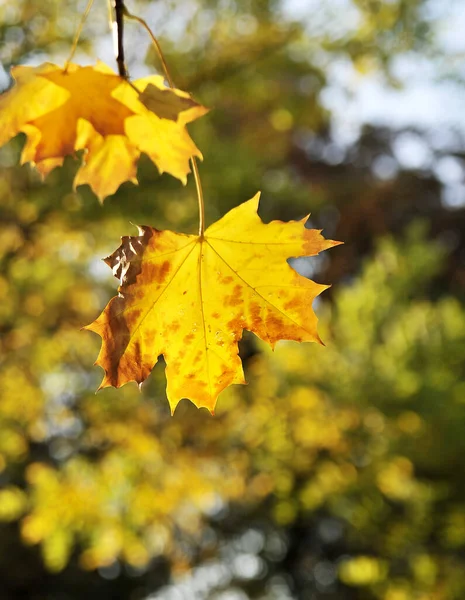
123, 9, 175, 88
123, 7, 206, 236
191, 157, 205, 236
64, 0, 95, 71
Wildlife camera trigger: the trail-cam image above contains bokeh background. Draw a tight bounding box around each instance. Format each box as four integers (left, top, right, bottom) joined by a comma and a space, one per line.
1, 0, 465, 598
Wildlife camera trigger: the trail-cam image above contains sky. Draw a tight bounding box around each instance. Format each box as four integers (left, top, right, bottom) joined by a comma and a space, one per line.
282, 0, 465, 206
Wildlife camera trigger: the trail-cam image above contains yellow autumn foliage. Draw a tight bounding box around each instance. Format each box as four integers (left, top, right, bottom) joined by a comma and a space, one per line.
0, 62, 207, 200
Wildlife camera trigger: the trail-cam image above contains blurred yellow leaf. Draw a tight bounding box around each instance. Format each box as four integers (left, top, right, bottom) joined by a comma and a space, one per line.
0, 62, 207, 200
0, 487, 27, 521
339, 556, 388, 586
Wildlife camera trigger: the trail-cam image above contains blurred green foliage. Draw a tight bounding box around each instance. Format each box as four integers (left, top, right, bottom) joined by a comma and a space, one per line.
1, 1, 465, 599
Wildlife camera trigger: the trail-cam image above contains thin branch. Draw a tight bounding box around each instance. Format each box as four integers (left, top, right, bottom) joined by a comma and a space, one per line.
64, 0, 95, 71
123, 8, 175, 88
113, 0, 128, 78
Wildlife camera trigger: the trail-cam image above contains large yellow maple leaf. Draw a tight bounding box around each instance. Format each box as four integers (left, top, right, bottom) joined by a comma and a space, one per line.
0, 62, 207, 200
85, 193, 341, 413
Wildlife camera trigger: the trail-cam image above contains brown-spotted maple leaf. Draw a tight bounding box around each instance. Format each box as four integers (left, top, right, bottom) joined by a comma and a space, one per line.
0, 62, 207, 200
85, 193, 341, 414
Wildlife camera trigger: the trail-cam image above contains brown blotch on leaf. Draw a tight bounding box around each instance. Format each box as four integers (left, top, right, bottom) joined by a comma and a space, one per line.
249, 302, 262, 329
169, 360, 181, 372
183, 332, 195, 345
166, 320, 181, 334
221, 275, 234, 285
283, 297, 300, 311
97, 298, 152, 388
226, 317, 242, 335
159, 260, 171, 281
124, 308, 142, 328
143, 258, 171, 284
265, 313, 286, 337
142, 330, 155, 347
225, 284, 243, 307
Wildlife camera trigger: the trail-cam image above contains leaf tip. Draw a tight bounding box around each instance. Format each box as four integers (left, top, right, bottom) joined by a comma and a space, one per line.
244, 191, 261, 214
316, 332, 326, 347
96, 380, 106, 393
328, 238, 344, 248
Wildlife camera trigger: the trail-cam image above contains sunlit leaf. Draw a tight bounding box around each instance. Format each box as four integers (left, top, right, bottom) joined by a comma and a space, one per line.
85, 193, 340, 413
0, 62, 207, 200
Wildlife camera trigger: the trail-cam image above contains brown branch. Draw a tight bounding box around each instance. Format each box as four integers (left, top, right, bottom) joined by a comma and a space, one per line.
113, 0, 127, 78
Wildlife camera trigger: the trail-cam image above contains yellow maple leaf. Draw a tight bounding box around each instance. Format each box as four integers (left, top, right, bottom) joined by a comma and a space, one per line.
85, 193, 341, 414
0, 62, 207, 200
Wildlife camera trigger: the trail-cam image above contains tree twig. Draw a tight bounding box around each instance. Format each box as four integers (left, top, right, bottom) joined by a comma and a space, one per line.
113, 0, 128, 78
64, 0, 95, 71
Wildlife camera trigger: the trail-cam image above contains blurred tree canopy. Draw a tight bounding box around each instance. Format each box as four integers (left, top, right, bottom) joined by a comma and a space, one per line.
1, 1, 465, 599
